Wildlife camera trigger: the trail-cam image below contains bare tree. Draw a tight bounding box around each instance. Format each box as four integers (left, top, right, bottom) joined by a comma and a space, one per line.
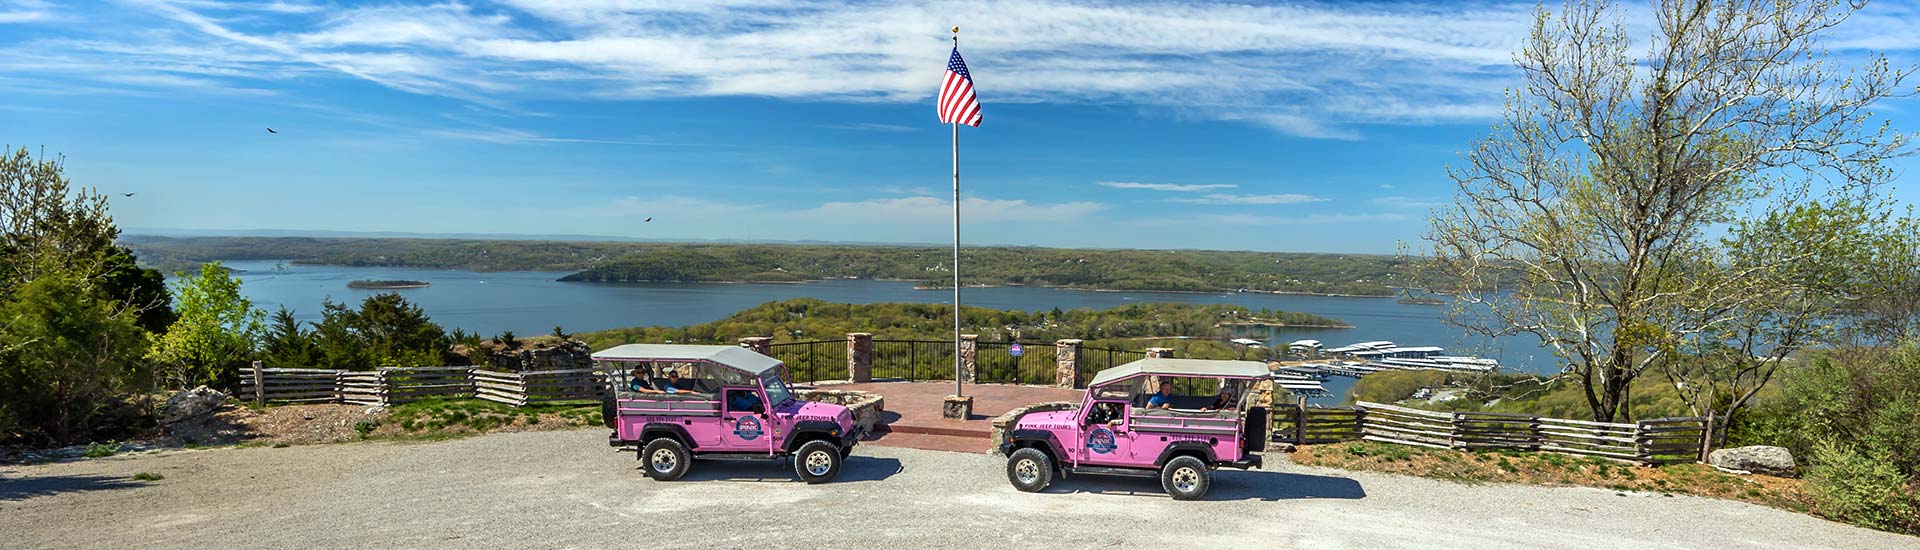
1419, 0, 1912, 422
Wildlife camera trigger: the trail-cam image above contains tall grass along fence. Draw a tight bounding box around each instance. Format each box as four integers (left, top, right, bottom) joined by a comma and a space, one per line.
1271, 401, 1725, 465
243, 364, 607, 408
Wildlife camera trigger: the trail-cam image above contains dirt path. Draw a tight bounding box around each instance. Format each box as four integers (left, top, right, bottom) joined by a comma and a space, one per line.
2, 429, 1911, 549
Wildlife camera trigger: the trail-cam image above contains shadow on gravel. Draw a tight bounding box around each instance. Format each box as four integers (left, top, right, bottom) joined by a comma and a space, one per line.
0, 474, 148, 501
1044, 469, 1366, 502
664, 456, 906, 483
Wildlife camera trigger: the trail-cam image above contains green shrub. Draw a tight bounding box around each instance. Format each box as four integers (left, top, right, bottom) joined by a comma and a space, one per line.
1807, 441, 1920, 533
83, 440, 121, 458
353, 419, 377, 438
131, 472, 163, 481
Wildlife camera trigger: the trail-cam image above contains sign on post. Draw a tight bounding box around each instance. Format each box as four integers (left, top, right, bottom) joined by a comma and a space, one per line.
1009, 343, 1024, 357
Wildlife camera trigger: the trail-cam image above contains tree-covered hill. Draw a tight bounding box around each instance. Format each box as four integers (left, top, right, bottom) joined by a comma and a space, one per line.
577, 299, 1346, 350
121, 236, 1411, 296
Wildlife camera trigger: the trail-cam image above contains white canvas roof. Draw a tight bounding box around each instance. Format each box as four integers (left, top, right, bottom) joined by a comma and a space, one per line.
1087, 358, 1272, 388
590, 344, 784, 375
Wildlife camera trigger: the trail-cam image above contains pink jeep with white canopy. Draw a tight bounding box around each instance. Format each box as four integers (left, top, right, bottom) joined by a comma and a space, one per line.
596, 344, 860, 483
1000, 358, 1271, 500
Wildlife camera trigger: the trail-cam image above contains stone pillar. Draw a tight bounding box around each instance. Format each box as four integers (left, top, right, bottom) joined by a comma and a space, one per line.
847, 332, 873, 383
1054, 339, 1083, 388
943, 395, 975, 419
738, 336, 772, 356
959, 334, 979, 384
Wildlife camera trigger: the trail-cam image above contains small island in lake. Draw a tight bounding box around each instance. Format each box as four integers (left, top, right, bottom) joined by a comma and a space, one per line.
1397, 296, 1444, 306
347, 279, 430, 289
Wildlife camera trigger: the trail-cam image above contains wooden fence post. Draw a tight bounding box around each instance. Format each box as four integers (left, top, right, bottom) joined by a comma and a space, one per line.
1295, 395, 1308, 444
251, 360, 264, 406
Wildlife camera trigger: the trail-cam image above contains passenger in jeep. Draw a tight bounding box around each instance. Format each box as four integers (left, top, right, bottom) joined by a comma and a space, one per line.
1147, 381, 1175, 409
657, 369, 696, 394
1203, 389, 1234, 411
627, 367, 659, 393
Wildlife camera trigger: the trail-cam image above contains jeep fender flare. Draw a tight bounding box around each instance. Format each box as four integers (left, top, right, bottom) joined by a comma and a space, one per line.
1007, 429, 1067, 464
782, 420, 844, 453
1154, 441, 1217, 468
641, 423, 698, 450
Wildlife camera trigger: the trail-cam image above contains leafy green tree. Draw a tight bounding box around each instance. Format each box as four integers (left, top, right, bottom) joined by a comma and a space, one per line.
150, 261, 264, 388
260, 307, 318, 369
1419, 0, 1912, 422
0, 274, 149, 445
311, 294, 449, 369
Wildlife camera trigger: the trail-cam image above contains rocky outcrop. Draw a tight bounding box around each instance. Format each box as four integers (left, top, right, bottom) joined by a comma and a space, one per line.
454, 339, 592, 371
159, 386, 228, 424
989, 401, 1078, 455
798, 389, 884, 435
1709, 445, 1797, 477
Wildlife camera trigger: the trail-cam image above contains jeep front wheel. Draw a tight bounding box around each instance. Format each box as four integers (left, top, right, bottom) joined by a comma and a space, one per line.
794, 440, 843, 484
1007, 448, 1053, 493
642, 438, 691, 481
1160, 456, 1211, 500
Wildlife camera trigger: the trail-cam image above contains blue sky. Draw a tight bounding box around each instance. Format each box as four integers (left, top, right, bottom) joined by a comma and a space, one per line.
3, 0, 1918, 253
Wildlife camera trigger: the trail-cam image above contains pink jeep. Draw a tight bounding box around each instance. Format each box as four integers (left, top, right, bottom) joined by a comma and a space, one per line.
1000, 358, 1271, 500
595, 344, 861, 483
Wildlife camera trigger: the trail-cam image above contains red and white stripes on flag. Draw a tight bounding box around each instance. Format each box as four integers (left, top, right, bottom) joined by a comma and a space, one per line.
938, 47, 982, 127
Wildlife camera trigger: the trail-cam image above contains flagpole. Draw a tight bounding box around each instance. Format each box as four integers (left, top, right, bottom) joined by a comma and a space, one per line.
950, 29, 965, 398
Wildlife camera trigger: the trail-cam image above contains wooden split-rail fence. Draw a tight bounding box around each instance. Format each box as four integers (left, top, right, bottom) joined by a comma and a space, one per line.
1269, 400, 1725, 465
241, 363, 610, 408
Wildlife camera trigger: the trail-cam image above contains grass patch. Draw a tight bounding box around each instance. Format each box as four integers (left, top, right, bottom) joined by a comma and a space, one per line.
131, 472, 164, 481
83, 441, 121, 458
376, 398, 601, 438
1295, 441, 1812, 512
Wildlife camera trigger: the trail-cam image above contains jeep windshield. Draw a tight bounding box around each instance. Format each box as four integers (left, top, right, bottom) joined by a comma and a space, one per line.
761, 370, 795, 405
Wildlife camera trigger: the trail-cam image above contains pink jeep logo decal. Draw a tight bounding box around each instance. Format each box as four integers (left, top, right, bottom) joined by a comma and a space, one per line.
734, 416, 764, 440
1088, 427, 1117, 454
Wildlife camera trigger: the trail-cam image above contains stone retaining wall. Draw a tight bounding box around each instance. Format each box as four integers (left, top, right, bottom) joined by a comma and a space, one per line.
988, 401, 1079, 455
797, 389, 885, 435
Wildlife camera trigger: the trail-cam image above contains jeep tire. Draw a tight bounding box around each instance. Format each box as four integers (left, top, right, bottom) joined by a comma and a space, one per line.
794, 440, 843, 484
642, 437, 691, 481
1160, 456, 1211, 500
1007, 448, 1054, 493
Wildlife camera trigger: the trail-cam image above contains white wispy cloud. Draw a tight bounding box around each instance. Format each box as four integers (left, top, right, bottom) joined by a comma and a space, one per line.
0, 0, 1549, 138
1096, 181, 1238, 192
1170, 193, 1326, 205
580, 193, 1106, 231
1370, 195, 1447, 209
795, 196, 1105, 223
12, 1, 1912, 139
1203, 213, 1408, 225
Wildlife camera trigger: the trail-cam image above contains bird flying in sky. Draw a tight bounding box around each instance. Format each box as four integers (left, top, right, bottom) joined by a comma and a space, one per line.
121, 192, 135, 197
266, 127, 277, 134
645, 217, 653, 222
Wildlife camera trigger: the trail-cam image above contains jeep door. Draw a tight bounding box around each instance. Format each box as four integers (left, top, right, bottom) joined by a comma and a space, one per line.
1077, 400, 1139, 466
718, 386, 775, 454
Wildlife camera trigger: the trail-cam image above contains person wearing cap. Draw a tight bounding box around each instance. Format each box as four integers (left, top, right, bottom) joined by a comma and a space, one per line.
627, 366, 659, 393
657, 369, 695, 394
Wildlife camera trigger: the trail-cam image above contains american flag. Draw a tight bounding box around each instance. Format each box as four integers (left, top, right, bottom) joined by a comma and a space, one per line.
938, 47, 982, 127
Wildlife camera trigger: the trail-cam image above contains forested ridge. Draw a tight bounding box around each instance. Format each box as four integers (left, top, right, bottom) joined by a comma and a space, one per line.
121, 235, 1411, 296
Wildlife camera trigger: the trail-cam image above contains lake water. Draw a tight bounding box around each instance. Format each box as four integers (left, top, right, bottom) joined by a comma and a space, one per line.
214, 260, 1555, 403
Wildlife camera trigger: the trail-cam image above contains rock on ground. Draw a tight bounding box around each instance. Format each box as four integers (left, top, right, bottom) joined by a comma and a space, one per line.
158, 386, 228, 424
1710, 445, 1797, 477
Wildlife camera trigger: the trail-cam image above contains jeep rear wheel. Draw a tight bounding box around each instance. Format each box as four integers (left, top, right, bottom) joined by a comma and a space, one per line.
642, 438, 691, 481
1007, 448, 1053, 493
794, 440, 843, 484
1160, 456, 1211, 500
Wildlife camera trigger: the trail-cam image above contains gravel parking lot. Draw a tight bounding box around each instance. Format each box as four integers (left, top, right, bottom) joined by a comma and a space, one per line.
2, 429, 1912, 549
